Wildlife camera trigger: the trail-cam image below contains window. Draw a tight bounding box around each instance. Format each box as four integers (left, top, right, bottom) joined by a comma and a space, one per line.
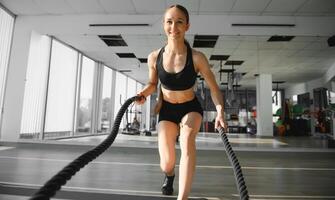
136, 82, 144, 129
99, 66, 114, 133
44, 40, 78, 139
292, 95, 298, 104
76, 56, 95, 135
20, 32, 51, 138
0, 6, 14, 132
114, 72, 127, 128
126, 78, 137, 124
328, 91, 335, 104
272, 90, 282, 122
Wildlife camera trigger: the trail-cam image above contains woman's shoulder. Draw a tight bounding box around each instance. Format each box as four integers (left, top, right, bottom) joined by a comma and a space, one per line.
191, 48, 208, 63
148, 48, 161, 59
147, 48, 162, 66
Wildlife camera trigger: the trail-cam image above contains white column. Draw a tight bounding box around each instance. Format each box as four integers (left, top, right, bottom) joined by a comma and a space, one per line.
109, 70, 116, 130
145, 96, 151, 131
256, 74, 273, 137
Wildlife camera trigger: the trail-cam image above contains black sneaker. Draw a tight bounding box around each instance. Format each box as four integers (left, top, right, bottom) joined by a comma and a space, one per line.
161, 174, 174, 195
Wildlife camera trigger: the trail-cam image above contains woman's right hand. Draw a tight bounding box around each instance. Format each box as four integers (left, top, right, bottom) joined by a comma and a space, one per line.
136, 93, 146, 105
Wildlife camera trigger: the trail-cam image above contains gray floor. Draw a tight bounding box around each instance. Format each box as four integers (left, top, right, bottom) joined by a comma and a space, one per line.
1, 132, 335, 200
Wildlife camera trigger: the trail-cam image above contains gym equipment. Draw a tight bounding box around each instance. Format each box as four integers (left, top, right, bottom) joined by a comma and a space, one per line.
29, 96, 249, 200
121, 100, 141, 135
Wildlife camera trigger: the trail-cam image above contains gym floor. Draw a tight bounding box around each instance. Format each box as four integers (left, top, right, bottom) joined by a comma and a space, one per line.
1, 132, 335, 200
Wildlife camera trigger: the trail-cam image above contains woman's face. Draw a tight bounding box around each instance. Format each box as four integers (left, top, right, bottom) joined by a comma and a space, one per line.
163, 7, 189, 40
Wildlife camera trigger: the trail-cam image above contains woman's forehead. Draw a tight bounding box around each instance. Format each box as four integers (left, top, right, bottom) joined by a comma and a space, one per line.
164, 7, 187, 20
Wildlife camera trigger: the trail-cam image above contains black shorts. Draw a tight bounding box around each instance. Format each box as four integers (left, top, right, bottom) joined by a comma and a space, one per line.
158, 97, 203, 124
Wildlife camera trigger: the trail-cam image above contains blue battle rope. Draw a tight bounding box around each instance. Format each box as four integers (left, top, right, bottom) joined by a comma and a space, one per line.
29, 96, 249, 200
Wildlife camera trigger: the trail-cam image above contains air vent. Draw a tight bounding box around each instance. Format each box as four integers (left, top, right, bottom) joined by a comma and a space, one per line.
232, 23, 295, 27
219, 69, 235, 73
119, 69, 132, 73
99, 35, 127, 46
138, 58, 147, 63
210, 55, 230, 60
225, 61, 244, 65
90, 24, 150, 27
272, 81, 285, 84
268, 36, 295, 42
116, 53, 136, 58
193, 35, 218, 48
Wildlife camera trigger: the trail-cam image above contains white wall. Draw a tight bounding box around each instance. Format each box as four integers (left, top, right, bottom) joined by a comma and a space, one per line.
285, 62, 335, 99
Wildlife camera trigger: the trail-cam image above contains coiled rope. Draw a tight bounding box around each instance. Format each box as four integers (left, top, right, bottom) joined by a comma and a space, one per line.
218, 127, 249, 200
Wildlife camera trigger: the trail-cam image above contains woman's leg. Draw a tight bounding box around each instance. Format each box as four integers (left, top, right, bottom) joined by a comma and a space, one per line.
177, 112, 202, 200
158, 120, 179, 194
158, 120, 179, 175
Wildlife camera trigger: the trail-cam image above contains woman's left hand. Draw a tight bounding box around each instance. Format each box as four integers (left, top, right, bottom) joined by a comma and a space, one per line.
215, 114, 228, 132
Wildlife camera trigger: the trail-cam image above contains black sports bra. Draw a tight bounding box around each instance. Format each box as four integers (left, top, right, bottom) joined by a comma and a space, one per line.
156, 42, 197, 91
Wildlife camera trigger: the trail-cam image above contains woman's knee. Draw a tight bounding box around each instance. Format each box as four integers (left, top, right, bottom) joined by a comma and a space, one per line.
160, 160, 175, 174
179, 132, 197, 157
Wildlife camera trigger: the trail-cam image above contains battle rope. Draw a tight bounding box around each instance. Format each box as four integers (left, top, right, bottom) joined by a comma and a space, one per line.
218, 127, 249, 200
30, 96, 249, 200
29, 96, 140, 200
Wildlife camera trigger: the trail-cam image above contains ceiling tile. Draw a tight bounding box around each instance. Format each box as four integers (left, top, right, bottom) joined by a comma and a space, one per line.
66, 0, 105, 14
199, 0, 235, 13
265, 0, 306, 13
0, 0, 46, 15
232, 0, 271, 12
99, 0, 136, 14
133, 0, 166, 14
297, 0, 335, 14
34, 0, 75, 14
166, 0, 200, 14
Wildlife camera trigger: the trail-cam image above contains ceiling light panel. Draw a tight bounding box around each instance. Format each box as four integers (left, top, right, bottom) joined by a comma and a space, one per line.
268, 35, 295, 42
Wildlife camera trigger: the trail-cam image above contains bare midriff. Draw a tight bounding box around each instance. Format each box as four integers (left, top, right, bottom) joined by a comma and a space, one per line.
161, 86, 195, 104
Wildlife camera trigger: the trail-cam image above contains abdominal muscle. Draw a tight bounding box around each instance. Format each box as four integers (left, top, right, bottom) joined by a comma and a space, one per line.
161, 86, 195, 104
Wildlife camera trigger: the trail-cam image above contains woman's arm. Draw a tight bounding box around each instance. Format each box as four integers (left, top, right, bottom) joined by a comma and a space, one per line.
137, 50, 159, 104
194, 50, 227, 130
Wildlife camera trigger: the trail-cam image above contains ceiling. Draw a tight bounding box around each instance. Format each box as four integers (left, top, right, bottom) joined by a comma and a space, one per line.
1, 0, 335, 89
